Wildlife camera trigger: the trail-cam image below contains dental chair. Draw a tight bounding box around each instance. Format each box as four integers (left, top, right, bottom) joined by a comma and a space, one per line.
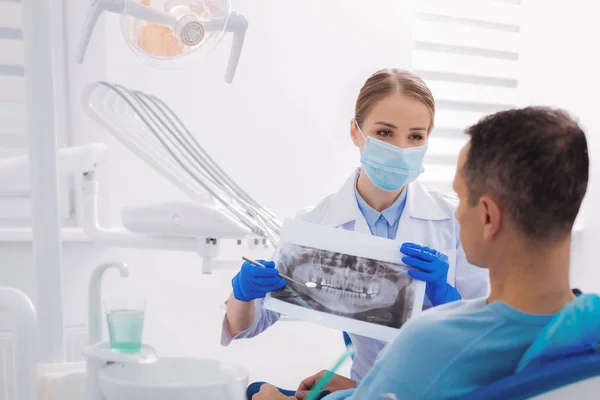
249, 292, 600, 400
459, 292, 600, 400
459, 352, 600, 399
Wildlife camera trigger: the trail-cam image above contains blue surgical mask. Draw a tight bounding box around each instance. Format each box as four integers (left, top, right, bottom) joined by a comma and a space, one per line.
356, 122, 427, 192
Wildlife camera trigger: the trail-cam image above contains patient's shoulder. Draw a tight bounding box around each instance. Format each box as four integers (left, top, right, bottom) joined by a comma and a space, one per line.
372, 299, 544, 398
370, 300, 490, 391
384, 298, 529, 371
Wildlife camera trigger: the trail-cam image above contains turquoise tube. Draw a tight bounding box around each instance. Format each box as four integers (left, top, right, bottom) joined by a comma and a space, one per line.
305, 347, 355, 400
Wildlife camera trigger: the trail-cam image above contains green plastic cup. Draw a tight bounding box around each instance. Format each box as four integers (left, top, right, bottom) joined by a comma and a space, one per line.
104, 294, 146, 353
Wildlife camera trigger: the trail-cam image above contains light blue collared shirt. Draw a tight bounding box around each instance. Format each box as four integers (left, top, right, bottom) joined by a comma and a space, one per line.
354, 185, 408, 240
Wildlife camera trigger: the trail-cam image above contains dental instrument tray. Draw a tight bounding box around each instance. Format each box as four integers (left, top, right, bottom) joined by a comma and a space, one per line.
121, 200, 253, 238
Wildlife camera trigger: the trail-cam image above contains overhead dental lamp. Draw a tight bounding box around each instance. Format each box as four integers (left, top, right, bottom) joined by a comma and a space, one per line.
76, 0, 248, 83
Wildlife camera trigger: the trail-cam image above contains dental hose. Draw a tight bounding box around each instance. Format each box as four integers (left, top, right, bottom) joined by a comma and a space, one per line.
98, 82, 281, 247
132, 86, 280, 244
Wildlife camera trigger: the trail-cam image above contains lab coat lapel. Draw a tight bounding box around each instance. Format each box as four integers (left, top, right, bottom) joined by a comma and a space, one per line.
393, 180, 449, 245
393, 190, 424, 245
405, 180, 451, 220
352, 212, 371, 235
320, 168, 371, 234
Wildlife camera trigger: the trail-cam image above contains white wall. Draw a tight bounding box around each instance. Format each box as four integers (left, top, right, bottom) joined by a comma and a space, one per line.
520, 0, 600, 293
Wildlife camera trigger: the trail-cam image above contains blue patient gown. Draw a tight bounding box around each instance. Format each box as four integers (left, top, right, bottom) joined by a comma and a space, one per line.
325, 299, 557, 400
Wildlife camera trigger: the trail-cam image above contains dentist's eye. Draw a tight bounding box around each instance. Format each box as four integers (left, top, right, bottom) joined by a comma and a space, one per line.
409, 133, 424, 140
376, 129, 393, 138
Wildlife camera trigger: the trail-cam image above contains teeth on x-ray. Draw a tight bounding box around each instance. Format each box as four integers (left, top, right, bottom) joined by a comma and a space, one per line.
317, 278, 378, 299
323, 286, 368, 300
272, 242, 418, 329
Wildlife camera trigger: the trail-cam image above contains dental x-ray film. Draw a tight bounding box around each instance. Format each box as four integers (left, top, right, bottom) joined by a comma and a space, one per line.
264, 219, 426, 342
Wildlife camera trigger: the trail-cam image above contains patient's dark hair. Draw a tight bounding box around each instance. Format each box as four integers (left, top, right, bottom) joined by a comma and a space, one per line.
463, 106, 589, 241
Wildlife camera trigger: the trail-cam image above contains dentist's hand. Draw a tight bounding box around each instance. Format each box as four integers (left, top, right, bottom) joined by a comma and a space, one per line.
232, 260, 287, 302
400, 242, 461, 306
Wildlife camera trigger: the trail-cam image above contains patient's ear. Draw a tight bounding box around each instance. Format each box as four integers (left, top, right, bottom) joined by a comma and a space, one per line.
480, 195, 501, 240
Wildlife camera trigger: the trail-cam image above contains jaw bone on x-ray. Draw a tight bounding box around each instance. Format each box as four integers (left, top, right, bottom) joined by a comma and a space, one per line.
275, 243, 414, 327
265, 220, 426, 341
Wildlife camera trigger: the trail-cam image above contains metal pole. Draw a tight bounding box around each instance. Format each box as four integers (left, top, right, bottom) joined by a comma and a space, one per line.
21, 0, 66, 362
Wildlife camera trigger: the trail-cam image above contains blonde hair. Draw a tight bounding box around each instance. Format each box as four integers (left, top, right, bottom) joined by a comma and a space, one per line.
355, 69, 435, 133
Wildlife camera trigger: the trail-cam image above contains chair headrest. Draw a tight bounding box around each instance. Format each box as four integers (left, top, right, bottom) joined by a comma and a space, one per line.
516, 293, 600, 372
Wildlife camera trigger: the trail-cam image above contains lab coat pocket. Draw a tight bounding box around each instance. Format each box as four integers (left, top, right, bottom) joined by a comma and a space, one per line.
444, 247, 457, 286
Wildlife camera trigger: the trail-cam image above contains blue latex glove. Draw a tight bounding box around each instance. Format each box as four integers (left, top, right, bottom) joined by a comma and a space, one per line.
400, 242, 461, 306
232, 260, 286, 302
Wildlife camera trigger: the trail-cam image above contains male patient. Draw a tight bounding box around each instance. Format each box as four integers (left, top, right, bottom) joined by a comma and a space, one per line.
253, 106, 589, 400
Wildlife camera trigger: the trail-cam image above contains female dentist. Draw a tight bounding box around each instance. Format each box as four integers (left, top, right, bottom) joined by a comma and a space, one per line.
222, 69, 490, 396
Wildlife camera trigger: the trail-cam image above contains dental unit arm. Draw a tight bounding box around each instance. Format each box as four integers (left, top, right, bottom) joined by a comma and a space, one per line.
76, 0, 248, 83
0, 143, 107, 188
78, 81, 281, 267
88, 261, 129, 345
85, 261, 156, 400
81, 170, 226, 274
